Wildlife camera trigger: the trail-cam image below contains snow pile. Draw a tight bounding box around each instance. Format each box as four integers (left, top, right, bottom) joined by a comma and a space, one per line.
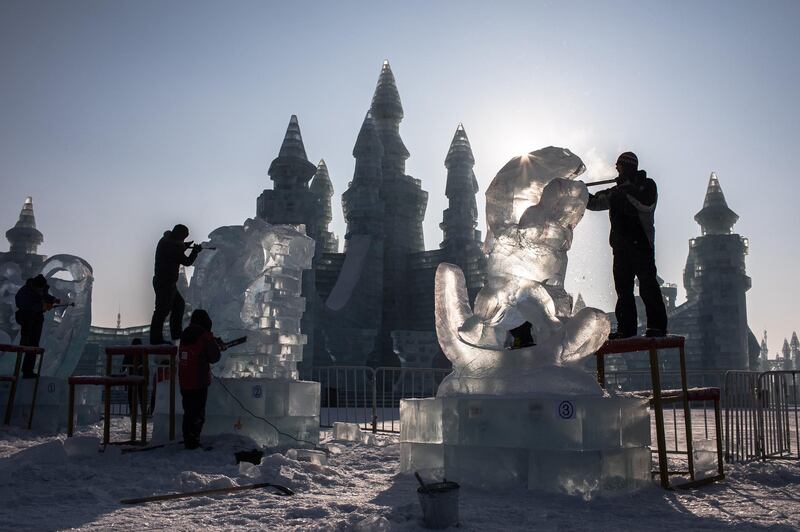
1, 420, 800, 530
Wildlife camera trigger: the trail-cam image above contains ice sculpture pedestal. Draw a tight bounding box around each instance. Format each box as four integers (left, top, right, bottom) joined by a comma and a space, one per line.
152, 377, 320, 448
400, 393, 652, 497
0, 377, 101, 432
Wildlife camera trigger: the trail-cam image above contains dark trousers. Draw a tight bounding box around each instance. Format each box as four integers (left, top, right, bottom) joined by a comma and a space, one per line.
181, 387, 208, 448
150, 279, 185, 344
16, 311, 43, 378
613, 246, 668, 335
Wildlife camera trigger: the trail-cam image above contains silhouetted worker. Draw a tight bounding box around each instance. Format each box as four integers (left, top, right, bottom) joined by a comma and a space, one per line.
150, 224, 201, 345
587, 152, 668, 339
14, 274, 59, 378
178, 309, 223, 450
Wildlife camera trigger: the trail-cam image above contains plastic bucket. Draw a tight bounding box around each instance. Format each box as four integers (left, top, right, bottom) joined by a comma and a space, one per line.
417, 481, 459, 529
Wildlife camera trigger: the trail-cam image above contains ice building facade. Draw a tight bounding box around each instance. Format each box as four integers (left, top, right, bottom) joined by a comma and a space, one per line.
667, 173, 753, 371
256, 61, 486, 371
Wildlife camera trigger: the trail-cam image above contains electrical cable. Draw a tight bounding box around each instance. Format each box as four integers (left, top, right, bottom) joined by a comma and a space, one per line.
211, 373, 326, 452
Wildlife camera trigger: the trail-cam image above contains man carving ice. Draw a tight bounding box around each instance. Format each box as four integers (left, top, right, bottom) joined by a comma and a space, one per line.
587, 152, 667, 339
150, 224, 202, 345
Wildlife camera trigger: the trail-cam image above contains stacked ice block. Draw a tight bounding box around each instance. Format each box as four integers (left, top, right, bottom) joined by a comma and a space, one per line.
400, 394, 651, 497
152, 377, 319, 447
154, 219, 321, 446
0, 377, 101, 432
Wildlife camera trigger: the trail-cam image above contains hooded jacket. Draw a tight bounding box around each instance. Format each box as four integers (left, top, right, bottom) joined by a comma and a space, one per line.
178, 323, 221, 390
153, 230, 201, 284
587, 170, 657, 251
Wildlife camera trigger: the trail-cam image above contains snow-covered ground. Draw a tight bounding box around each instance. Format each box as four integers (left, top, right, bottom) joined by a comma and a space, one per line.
1, 420, 800, 531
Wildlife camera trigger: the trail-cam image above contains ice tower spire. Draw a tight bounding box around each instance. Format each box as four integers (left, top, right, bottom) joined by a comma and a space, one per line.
268, 115, 317, 187
369, 60, 409, 174
310, 159, 340, 254
343, 112, 384, 240
440, 123, 480, 248
694, 172, 739, 235
258, 115, 319, 226
6, 197, 43, 255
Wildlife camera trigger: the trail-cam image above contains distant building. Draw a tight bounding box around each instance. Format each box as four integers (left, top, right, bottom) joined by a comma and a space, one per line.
0, 197, 47, 280
667, 173, 753, 371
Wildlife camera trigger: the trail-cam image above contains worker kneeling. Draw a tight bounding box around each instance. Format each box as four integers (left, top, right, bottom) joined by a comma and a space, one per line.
178, 309, 224, 450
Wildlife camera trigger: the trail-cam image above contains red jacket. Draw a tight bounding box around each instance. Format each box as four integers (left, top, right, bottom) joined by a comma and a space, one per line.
178, 327, 221, 390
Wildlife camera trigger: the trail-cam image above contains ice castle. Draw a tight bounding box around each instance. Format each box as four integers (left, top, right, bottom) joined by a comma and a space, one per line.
257, 61, 487, 372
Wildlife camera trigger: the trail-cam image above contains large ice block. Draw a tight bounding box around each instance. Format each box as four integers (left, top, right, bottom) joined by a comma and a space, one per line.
0, 377, 101, 432
399, 394, 651, 495
151, 377, 320, 447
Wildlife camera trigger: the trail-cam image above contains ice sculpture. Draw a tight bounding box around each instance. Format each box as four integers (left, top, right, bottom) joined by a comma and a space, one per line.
152, 218, 320, 446
39, 255, 94, 378
439, 146, 610, 396
0, 262, 24, 344
400, 148, 650, 496
188, 218, 314, 379
0, 255, 97, 431
0, 255, 93, 377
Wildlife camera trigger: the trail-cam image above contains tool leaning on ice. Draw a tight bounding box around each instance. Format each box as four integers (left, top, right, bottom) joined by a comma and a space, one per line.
586, 151, 668, 340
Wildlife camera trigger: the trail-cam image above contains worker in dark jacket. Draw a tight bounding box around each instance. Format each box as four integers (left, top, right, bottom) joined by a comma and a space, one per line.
150, 224, 202, 345
587, 152, 667, 339
178, 309, 223, 450
15, 274, 59, 378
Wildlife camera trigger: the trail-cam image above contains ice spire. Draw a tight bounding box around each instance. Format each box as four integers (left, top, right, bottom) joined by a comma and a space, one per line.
310, 160, 339, 254
370, 60, 403, 120
352, 111, 384, 162
694, 172, 739, 235
792, 332, 800, 365
368, 60, 409, 173
343, 112, 385, 240
268, 115, 317, 186
782, 338, 791, 358
5, 197, 43, 255
440, 123, 480, 247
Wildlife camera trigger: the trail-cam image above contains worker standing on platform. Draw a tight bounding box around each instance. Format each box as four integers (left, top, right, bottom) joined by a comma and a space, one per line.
587, 152, 668, 339
150, 224, 202, 345
178, 309, 224, 450
14, 274, 59, 378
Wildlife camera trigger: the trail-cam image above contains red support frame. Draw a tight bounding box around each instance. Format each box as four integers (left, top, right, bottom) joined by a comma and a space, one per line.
0, 343, 45, 428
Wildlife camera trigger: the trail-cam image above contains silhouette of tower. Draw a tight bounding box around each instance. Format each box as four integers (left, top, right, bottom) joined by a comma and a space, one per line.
369, 61, 428, 363
671, 173, 751, 370
309, 160, 339, 255
256, 115, 320, 373
791, 332, 799, 370
1, 197, 47, 279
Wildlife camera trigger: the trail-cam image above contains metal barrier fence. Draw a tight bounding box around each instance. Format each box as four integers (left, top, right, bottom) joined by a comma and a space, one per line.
757, 371, 799, 460
103, 364, 799, 463
723, 371, 761, 463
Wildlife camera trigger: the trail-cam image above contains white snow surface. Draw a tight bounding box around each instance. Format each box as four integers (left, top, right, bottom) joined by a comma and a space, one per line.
2, 420, 800, 531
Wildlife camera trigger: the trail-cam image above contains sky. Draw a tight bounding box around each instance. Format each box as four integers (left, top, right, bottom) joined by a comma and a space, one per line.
0, 0, 798, 353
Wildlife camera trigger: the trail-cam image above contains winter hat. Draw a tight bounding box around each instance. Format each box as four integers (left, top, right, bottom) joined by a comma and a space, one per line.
31, 274, 47, 288
172, 224, 189, 240
617, 152, 638, 169
189, 309, 213, 331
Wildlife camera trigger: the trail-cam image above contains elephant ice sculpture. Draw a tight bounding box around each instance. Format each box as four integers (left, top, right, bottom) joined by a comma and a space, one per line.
436, 147, 610, 396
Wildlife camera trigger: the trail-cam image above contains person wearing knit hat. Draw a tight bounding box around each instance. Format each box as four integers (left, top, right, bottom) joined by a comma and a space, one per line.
150, 224, 204, 344
587, 152, 668, 339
